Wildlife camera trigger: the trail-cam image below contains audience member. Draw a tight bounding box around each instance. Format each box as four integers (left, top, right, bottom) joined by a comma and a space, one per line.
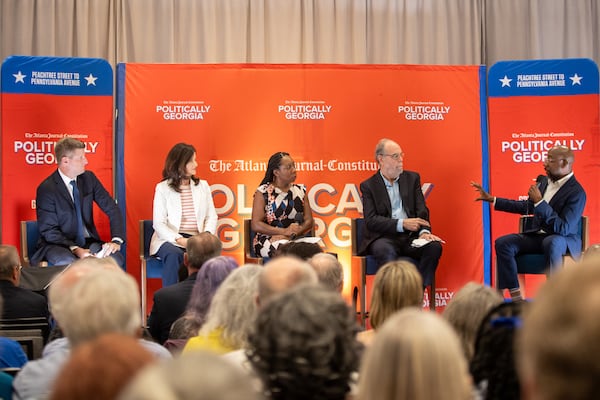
357, 308, 471, 400
13, 262, 170, 400
308, 252, 344, 292
32, 137, 125, 267
256, 256, 318, 306
49, 333, 155, 400
247, 285, 362, 400
359, 138, 443, 287
150, 143, 218, 287
147, 232, 222, 344
442, 282, 503, 362
471, 301, 526, 400
358, 260, 423, 346
162, 315, 202, 354
184, 264, 262, 354
472, 145, 586, 301
274, 241, 323, 260
0, 295, 27, 368
183, 255, 237, 325
0, 245, 49, 322
118, 351, 260, 400
518, 258, 600, 400
222, 256, 318, 374
251, 151, 314, 258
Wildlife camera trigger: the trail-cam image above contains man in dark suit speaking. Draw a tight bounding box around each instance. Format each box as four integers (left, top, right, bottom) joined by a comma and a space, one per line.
472, 145, 586, 301
359, 138, 443, 288
32, 138, 125, 267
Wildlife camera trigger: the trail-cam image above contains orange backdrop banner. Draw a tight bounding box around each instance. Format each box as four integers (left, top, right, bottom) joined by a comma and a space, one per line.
117, 64, 487, 308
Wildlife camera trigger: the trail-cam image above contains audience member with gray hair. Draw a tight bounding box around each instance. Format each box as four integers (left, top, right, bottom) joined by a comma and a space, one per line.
442, 282, 503, 362
184, 264, 262, 354
308, 252, 344, 292
0, 245, 49, 321
247, 285, 362, 400
13, 262, 170, 400
118, 351, 260, 400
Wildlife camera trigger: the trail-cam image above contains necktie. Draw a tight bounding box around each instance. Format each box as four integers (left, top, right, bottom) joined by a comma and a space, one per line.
70, 180, 85, 247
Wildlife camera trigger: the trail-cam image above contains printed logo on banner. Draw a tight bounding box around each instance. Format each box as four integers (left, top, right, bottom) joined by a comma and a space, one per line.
155, 100, 211, 120
278, 100, 332, 120
209, 158, 378, 174
397, 100, 451, 121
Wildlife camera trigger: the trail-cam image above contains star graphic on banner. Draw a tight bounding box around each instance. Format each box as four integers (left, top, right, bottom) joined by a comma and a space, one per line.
84, 73, 98, 86
13, 71, 26, 83
569, 73, 583, 85
499, 75, 512, 87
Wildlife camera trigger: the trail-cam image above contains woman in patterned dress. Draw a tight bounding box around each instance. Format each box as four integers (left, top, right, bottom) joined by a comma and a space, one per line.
251, 152, 314, 258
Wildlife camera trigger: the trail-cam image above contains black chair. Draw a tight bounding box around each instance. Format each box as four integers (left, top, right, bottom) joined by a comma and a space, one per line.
0, 316, 50, 345
139, 220, 164, 321
350, 218, 436, 327
0, 329, 44, 360
244, 219, 264, 264
20, 221, 52, 267
512, 215, 589, 277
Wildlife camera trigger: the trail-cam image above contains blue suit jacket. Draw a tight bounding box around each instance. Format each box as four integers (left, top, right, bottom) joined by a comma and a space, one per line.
495, 174, 586, 257
32, 170, 125, 264
359, 170, 430, 255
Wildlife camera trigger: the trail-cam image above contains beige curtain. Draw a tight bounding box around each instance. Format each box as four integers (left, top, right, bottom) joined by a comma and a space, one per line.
1, 0, 599, 69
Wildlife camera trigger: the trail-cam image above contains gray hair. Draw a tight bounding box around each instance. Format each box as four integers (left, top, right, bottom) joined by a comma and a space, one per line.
55, 268, 141, 346
118, 352, 259, 400
0, 245, 19, 280
309, 253, 344, 292
374, 138, 393, 162
199, 264, 262, 349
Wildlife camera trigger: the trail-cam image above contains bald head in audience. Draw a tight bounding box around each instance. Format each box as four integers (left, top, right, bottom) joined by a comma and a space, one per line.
257, 256, 318, 305
309, 253, 344, 292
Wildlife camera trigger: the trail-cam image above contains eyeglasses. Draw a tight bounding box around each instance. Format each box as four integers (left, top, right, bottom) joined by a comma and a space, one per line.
381, 153, 403, 160
15, 265, 22, 272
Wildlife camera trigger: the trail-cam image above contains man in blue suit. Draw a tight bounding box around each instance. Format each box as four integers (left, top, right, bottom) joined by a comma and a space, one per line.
32, 138, 125, 267
359, 138, 444, 287
472, 145, 586, 301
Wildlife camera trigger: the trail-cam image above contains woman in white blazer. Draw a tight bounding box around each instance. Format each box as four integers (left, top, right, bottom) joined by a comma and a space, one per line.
151, 143, 218, 287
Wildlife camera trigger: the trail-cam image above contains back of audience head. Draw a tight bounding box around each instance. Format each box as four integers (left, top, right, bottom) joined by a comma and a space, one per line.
50, 333, 155, 400
247, 284, 362, 400
274, 241, 323, 260
257, 256, 318, 305
185, 232, 222, 270
51, 268, 141, 346
518, 259, 600, 400
443, 282, 504, 362
357, 308, 471, 400
185, 255, 237, 323
199, 264, 262, 350
369, 260, 423, 330
0, 245, 21, 285
471, 300, 526, 400
309, 252, 344, 292
118, 351, 259, 400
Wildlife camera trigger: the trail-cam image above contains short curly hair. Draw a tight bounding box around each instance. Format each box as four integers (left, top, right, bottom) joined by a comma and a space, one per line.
247, 285, 362, 400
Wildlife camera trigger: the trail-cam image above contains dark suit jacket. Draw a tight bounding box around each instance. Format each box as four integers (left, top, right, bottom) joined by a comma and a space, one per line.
0, 280, 49, 320
148, 272, 198, 344
32, 170, 124, 264
495, 174, 586, 258
359, 170, 431, 255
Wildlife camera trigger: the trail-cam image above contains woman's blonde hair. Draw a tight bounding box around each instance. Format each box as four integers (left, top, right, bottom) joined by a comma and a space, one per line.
369, 260, 423, 329
357, 308, 471, 400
